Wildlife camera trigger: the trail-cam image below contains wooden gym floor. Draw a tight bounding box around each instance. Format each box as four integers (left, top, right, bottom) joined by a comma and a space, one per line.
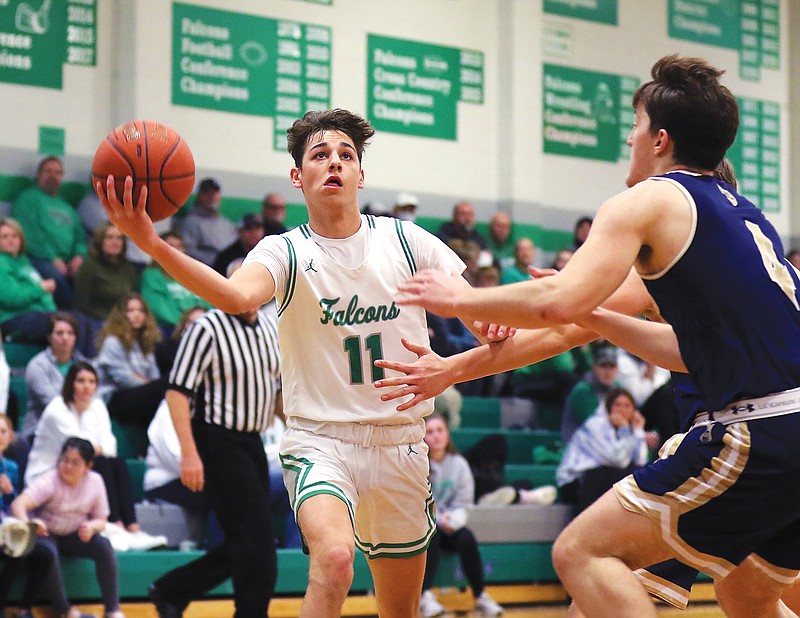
21, 583, 724, 617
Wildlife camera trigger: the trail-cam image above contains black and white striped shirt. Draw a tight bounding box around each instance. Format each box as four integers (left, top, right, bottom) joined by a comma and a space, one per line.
169, 308, 280, 433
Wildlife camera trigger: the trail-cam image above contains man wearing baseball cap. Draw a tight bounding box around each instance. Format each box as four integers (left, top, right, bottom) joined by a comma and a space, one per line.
212, 213, 265, 276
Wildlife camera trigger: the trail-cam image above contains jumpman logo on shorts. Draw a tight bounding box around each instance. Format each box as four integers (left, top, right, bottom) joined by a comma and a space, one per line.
305, 260, 318, 273
407, 445, 417, 455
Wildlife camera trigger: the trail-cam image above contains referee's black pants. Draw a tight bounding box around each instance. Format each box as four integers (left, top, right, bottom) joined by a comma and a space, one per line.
153, 420, 277, 617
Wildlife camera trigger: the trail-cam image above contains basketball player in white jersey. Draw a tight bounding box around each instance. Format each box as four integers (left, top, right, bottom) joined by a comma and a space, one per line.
95, 109, 510, 618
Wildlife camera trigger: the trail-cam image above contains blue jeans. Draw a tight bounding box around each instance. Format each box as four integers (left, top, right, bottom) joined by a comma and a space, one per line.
29, 257, 74, 309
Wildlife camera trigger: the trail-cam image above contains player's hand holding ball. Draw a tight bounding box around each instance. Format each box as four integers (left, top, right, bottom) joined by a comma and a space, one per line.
93, 120, 194, 246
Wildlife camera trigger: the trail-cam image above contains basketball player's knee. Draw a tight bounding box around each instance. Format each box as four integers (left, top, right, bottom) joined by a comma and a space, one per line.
313, 544, 355, 591
715, 574, 784, 617
552, 528, 585, 577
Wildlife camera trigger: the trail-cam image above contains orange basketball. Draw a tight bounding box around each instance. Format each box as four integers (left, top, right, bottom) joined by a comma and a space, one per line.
92, 120, 195, 222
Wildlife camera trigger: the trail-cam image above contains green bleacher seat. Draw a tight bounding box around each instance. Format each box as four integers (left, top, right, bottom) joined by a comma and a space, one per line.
459, 396, 502, 428
8, 544, 558, 602
450, 428, 562, 464
112, 420, 149, 460
8, 375, 27, 429
3, 342, 44, 371
505, 463, 558, 488
126, 458, 146, 502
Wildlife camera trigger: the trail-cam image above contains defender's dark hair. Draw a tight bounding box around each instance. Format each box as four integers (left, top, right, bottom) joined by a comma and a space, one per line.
287, 109, 375, 168
633, 55, 738, 171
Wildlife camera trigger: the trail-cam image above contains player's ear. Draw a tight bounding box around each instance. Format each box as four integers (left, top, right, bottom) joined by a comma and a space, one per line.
654, 129, 670, 154
357, 169, 365, 189
290, 167, 302, 188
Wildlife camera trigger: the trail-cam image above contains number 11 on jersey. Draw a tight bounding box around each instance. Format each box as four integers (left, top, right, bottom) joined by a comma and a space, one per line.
344, 333, 386, 384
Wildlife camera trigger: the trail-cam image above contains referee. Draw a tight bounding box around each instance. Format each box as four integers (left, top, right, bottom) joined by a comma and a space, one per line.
148, 301, 281, 618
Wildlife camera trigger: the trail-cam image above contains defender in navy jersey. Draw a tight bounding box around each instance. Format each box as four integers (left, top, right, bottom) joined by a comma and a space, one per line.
396, 55, 800, 617
95, 109, 511, 618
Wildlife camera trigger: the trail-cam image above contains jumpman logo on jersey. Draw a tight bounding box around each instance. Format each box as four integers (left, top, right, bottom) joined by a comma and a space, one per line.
407, 445, 418, 455
305, 260, 318, 273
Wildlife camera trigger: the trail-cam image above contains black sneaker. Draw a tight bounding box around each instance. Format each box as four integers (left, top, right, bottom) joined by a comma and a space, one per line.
148, 584, 184, 618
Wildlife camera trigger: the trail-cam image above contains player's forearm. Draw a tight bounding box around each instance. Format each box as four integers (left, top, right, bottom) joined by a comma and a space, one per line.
148, 239, 256, 313
582, 308, 687, 372
446, 325, 596, 385
453, 278, 600, 330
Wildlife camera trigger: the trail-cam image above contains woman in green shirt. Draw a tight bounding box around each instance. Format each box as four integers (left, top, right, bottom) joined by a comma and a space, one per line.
140, 231, 211, 334
0, 218, 56, 344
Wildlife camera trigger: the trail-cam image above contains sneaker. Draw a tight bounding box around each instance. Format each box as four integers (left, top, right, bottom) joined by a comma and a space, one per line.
127, 530, 168, 551
100, 524, 130, 552
104, 612, 126, 618
419, 590, 446, 617
477, 486, 516, 506
474, 590, 504, 616
517, 485, 557, 505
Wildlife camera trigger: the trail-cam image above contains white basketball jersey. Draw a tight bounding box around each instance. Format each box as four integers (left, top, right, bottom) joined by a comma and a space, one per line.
244, 215, 464, 425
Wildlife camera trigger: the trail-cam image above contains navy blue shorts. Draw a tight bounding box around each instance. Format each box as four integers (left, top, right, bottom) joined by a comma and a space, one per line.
615, 414, 800, 583
635, 559, 699, 609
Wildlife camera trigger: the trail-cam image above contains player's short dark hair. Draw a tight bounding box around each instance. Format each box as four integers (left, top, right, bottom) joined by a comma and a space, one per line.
633, 54, 738, 171
287, 109, 375, 168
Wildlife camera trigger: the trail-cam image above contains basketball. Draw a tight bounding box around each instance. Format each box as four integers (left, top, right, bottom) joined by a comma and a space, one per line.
92, 120, 195, 222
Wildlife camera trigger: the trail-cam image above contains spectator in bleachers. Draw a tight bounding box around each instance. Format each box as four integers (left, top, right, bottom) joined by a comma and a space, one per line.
144, 400, 213, 548
95, 293, 166, 428
174, 178, 236, 266
419, 414, 504, 618
12, 436, 124, 618
556, 387, 649, 513
509, 352, 580, 419
486, 211, 515, 271
141, 232, 212, 334
76, 183, 171, 273
0, 217, 57, 345
569, 215, 592, 251
155, 305, 207, 378
22, 313, 87, 443
549, 247, 574, 271
392, 192, 419, 222
437, 201, 488, 250
0, 340, 10, 422
11, 157, 86, 309
461, 432, 557, 507
0, 412, 55, 618
77, 178, 108, 243
499, 238, 536, 285
474, 264, 500, 288
0, 414, 19, 511
211, 213, 265, 276
25, 362, 165, 553
74, 223, 139, 357
261, 192, 289, 236
447, 239, 482, 288
560, 346, 620, 444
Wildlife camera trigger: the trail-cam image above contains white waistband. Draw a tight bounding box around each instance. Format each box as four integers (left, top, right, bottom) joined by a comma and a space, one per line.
692, 386, 800, 428
286, 416, 425, 447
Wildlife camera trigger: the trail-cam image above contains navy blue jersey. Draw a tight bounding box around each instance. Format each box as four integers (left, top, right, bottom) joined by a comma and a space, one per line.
642, 171, 800, 412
